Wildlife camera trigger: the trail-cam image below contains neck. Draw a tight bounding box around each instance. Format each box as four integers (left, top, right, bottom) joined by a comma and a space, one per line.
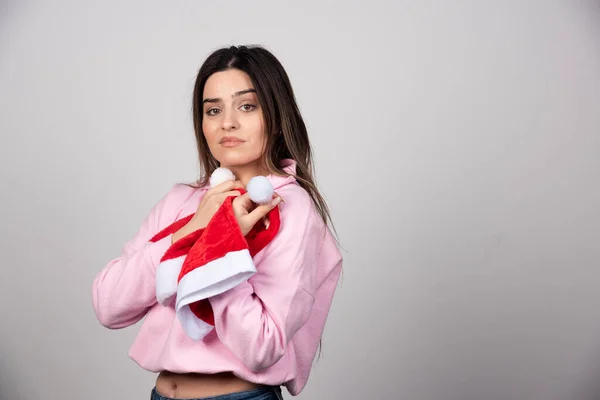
223, 162, 270, 186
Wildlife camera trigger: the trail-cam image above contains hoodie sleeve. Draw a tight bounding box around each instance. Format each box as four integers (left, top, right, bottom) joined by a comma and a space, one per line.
207, 192, 335, 372
91, 185, 180, 329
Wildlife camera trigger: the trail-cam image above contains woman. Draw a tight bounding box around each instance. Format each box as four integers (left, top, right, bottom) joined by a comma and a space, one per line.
92, 45, 343, 399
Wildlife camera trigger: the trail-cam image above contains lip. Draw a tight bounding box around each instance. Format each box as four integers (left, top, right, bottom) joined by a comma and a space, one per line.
219, 136, 245, 147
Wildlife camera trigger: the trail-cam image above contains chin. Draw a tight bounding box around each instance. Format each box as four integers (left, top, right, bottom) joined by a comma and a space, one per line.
215, 151, 261, 168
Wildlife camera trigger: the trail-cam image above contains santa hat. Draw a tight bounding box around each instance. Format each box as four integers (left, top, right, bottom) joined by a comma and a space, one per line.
151, 168, 281, 340
149, 214, 202, 305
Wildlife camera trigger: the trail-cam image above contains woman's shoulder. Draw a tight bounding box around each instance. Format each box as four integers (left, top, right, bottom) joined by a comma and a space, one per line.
163, 181, 204, 202
277, 181, 310, 202
275, 182, 317, 218
273, 182, 333, 240
150, 182, 204, 219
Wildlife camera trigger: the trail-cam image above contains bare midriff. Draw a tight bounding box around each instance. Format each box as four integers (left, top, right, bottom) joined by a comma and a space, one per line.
155, 371, 263, 399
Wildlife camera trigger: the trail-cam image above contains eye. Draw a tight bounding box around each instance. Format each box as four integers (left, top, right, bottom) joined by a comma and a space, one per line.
240, 104, 256, 112
205, 108, 220, 116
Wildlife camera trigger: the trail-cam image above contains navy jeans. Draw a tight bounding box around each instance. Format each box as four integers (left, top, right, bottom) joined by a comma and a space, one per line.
150, 386, 284, 400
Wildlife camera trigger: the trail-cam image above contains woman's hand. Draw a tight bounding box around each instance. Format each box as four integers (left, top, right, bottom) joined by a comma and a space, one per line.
172, 180, 244, 243
232, 192, 282, 236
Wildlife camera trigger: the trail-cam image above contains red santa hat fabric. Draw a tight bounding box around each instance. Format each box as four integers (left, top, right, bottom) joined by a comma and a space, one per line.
150, 168, 281, 340
149, 214, 203, 305
176, 185, 281, 340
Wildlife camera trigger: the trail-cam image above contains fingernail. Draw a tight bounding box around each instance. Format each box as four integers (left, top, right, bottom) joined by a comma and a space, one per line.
271, 197, 282, 206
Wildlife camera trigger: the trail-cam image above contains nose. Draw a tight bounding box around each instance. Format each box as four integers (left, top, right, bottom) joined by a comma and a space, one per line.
221, 109, 238, 131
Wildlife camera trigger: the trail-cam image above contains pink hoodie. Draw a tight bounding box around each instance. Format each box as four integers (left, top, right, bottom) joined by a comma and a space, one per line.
91, 159, 343, 396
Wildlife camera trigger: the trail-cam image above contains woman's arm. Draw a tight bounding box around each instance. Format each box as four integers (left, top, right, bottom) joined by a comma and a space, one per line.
91, 185, 179, 329
208, 192, 342, 372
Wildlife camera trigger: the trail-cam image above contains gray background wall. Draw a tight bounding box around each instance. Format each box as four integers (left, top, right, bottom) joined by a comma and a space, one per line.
1, 1, 599, 399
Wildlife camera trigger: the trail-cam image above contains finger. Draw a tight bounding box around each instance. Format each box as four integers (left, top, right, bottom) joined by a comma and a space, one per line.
233, 192, 254, 210
216, 190, 242, 201
218, 180, 244, 192
274, 192, 285, 203
244, 197, 282, 227
209, 180, 244, 194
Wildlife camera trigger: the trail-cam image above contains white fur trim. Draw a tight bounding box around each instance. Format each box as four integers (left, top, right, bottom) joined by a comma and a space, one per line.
247, 176, 274, 204
155, 256, 184, 305
175, 249, 256, 337
210, 167, 236, 188
177, 305, 215, 340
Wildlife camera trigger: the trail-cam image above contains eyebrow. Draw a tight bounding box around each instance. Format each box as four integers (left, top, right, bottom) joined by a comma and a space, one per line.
203, 88, 256, 104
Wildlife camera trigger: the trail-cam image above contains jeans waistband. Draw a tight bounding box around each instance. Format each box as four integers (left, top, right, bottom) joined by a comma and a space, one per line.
150, 385, 283, 400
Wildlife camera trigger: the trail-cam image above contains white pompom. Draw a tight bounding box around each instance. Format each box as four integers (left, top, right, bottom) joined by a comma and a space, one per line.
247, 176, 274, 204
210, 167, 236, 187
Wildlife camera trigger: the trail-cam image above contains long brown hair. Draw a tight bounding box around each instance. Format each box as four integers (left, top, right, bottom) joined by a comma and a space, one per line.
190, 44, 337, 238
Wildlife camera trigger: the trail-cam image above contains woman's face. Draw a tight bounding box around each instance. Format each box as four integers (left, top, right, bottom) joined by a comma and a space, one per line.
202, 68, 266, 170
